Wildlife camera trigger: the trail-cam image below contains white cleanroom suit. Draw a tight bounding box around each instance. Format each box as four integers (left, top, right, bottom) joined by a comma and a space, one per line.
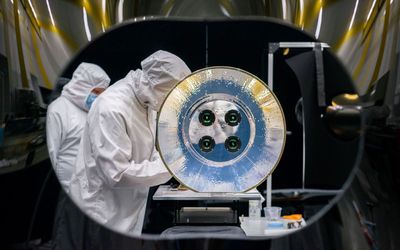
69, 50, 191, 235
46, 62, 110, 191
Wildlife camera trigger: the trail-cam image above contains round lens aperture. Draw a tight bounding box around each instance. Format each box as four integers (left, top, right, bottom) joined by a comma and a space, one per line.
199, 136, 215, 152
199, 109, 215, 126
225, 110, 241, 126
225, 136, 241, 152
158, 67, 287, 192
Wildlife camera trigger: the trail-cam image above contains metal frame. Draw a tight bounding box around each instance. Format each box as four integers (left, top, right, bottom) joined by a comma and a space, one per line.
266, 42, 330, 207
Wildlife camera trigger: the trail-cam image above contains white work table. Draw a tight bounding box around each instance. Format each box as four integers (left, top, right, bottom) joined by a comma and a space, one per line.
152, 185, 306, 236
153, 185, 264, 201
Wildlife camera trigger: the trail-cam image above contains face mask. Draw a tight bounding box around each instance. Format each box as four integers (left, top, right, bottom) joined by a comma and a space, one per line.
85, 92, 98, 110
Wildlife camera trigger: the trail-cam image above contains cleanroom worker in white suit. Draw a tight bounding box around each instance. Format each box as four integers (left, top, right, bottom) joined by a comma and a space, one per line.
47, 62, 110, 191
69, 50, 191, 235
46, 62, 110, 250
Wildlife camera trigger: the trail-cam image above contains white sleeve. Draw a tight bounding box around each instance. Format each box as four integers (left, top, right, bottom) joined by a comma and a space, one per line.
46, 109, 63, 169
90, 108, 171, 188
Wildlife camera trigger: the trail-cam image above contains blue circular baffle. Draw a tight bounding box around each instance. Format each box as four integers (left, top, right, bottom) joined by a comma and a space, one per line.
157, 67, 286, 192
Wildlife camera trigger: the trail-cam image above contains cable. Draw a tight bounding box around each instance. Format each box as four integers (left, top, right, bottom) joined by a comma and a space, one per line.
26, 166, 53, 249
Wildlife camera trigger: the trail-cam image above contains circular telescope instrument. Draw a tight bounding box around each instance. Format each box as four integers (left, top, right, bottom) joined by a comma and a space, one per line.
157, 67, 286, 192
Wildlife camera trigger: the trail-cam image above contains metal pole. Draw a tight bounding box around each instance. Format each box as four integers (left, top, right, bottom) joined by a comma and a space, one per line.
266, 50, 274, 208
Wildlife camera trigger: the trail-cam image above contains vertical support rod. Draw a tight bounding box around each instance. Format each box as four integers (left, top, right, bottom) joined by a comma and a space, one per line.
266, 51, 274, 208
267, 175, 272, 207
268, 52, 274, 90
